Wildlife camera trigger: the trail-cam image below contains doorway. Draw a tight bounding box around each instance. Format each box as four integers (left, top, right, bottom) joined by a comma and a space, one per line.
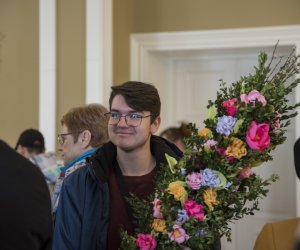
131, 25, 300, 250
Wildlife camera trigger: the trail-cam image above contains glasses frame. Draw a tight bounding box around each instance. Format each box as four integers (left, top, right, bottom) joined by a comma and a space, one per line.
57, 131, 83, 145
104, 112, 152, 127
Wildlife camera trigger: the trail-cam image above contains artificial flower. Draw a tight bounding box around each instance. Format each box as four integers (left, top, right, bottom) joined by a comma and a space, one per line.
185, 172, 202, 190
136, 233, 157, 250
246, 121, 270, 151
239, 167, 253, 179
222, 98, 238, 116
198, 127, 212, 139
176, 209, 189, 224
153, 198, 163, 218
152, 218, 167, 233
168, 224, 189, 244
216, 115, 237, 136
203, 188, 218, 211
225, 137, 247, 159
167, 181, 188, 204
183, 199, 205, 221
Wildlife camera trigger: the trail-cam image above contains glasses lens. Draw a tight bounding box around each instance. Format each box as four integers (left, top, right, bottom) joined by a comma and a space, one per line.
126, 113, 142, 126
106, 112, 120, 125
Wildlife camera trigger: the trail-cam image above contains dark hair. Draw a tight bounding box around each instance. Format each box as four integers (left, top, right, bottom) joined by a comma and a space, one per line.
294, 137, 300, 179
61, 103, 109, 148
109, 81, 161, 123
160, 122, 191, 143
15, 128, 45, 153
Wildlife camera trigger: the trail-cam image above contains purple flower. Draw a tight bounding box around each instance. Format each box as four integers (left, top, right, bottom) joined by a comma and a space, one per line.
176, 209, 189, 224
186, 172, 202, 190
204, 139, 218, 147
201, 168, 220, 187
168, 224, 189, 244
216, 115, 237, 136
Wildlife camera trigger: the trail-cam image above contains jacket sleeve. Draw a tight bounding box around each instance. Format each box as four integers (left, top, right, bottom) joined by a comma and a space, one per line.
52, 172, 83, 250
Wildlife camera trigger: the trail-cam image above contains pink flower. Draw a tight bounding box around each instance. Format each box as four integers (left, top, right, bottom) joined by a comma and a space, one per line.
241, 90, 266, 107
240, 94, 249, 103
186, 172, 202, 190
136, 233, 157, 250
168, 224, 189, 244
216, 147, 226, 155
246, 121, 270, 151
183, 199, 205, 221
247, 90, 267, 106
222, 98, 238, 116
239, 167, 252, 178
204, 139, 218, 147
153, 198, 163, 218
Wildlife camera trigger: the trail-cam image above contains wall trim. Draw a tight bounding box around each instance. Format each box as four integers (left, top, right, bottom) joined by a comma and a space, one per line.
131, 25, 300, 215
86, 0, 112, 105
39, 0, 56, 152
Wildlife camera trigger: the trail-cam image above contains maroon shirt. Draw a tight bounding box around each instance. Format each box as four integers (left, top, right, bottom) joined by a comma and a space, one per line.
107, 166, 156, 250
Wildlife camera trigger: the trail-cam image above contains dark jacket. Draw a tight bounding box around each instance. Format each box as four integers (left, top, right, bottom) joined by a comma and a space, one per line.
53, 136, 182, 250
0, 139, 53, 250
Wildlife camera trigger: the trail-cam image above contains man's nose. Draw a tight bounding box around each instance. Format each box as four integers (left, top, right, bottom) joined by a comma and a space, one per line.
117, 115, 128, 126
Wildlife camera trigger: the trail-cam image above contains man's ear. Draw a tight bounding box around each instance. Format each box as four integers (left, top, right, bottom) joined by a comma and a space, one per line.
151, 116, 161, 134
80, 130, 92, 148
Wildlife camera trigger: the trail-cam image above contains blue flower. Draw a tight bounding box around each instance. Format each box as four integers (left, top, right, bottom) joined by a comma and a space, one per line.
176, 209, 189, 224
201, 168, 220, 187
181, 168, 187, 175
216, 115, 237, 136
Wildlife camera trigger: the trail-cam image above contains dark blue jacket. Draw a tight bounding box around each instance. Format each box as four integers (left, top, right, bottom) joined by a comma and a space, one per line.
53, 136, 182, 250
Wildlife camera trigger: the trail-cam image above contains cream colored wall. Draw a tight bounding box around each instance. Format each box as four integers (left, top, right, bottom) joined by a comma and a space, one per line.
113, 0, 300, 82
56, 0, 86, 134
113, 0, 133, 84
1, 0, 300, 148
0, 0, 86, 148
0, 0, 39, 147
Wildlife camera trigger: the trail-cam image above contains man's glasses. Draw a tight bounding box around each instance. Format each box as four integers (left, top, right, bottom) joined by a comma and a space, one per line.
104, 112, 152, 127
57, 131, 82, 145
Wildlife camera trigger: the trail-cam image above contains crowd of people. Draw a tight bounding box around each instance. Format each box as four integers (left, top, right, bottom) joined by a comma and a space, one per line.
1, 81, 299, 249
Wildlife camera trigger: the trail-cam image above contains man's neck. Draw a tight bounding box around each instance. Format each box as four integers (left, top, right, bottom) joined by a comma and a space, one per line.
117, 146, 156, 176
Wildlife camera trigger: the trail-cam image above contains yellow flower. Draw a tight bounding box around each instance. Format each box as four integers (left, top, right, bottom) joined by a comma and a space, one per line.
152, 218, 167, 233
198, 128, 212, 139
203, 188, 218, 211
167, 181, 188, 204
225, 137, 247, 159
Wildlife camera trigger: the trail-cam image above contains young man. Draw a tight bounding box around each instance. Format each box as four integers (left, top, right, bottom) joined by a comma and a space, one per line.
0, 139, 53, 249
53, 81, 183, 249
52, 103, 109, 215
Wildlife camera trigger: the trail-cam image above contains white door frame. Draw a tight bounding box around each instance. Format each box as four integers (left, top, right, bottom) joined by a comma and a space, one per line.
130, 25, 300, 215
39, 0, 113, 151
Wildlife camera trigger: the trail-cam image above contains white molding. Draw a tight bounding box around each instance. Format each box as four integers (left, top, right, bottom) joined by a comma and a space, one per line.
39, 0, 56, 152
131, 25, 300, 215
86, 0, 112, 105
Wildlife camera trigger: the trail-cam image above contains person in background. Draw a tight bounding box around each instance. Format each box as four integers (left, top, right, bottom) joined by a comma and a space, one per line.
160, 122, 191, 152
52, 103, 109, 216
15, 128, 60, 196
0, 139, 53, 249
294, 137, 300, 250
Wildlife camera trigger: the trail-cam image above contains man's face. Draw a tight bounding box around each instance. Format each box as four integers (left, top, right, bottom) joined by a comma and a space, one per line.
108, 94, 160, 152
58, 125, 83, 165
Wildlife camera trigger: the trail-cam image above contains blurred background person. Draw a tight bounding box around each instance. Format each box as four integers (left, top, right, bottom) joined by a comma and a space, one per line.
15, 128, 60, 197
52, 103, 109, 216
160, 122, 191, 152
0, 138, 53, 249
